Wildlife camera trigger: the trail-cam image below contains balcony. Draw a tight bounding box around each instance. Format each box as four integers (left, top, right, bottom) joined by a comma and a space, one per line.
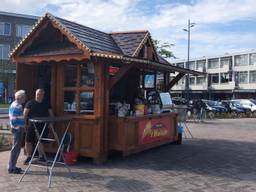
210, 81, 235, 90
233, 65, 256, 71
189, 84, 208, 90
238, 83, 256, 90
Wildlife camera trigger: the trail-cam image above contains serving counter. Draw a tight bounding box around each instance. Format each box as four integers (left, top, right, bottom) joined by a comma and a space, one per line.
109, 113, 178, 156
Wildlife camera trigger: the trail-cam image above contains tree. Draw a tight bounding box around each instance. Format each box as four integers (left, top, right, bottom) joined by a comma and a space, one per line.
153, 39, 176, 59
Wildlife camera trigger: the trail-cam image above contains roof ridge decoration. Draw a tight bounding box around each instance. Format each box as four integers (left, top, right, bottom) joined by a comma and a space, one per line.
132, 32, 149, 57
147, 32, 159, 62
10, 12, 91, 58
132, 31, 159, 61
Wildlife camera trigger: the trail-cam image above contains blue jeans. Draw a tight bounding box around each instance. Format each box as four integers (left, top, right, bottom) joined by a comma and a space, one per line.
8, 128, 24, 170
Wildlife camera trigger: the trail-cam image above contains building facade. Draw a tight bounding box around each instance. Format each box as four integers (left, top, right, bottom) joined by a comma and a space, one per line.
171, 50, 256, 100
0, 11, 37, 101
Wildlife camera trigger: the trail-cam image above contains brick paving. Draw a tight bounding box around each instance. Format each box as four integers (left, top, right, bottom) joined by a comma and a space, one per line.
1, 118, 256, 192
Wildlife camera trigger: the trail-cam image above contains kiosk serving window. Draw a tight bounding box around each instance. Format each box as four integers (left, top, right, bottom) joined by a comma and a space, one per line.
64, 62, 95, 115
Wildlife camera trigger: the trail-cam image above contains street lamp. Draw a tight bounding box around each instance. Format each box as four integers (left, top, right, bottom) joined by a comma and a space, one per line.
183, 19, 195, 101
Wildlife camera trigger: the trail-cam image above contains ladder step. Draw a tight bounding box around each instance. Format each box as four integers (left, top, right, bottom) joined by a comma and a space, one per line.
40, 138, 56, 142
29, 163, 49, 168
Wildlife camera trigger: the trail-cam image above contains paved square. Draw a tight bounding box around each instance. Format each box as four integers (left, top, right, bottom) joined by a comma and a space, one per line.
1, 118, 256, 192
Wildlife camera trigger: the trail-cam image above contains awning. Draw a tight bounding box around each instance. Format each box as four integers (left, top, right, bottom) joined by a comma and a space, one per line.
122, 56, 204, 76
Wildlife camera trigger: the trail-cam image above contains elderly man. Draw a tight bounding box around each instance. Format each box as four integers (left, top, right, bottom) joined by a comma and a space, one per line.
23, 89, 54, 164
8, 90, 26, 174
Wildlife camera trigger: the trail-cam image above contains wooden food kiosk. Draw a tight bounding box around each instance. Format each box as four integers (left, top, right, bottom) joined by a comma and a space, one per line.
11, 13, 202, 162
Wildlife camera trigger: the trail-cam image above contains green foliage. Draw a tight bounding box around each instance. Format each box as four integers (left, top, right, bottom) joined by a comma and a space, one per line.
153, 39, 176, 59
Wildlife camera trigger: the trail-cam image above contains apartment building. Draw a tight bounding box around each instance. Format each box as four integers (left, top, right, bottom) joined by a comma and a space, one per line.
171, 50, 256, 100
0, 11, 37, 100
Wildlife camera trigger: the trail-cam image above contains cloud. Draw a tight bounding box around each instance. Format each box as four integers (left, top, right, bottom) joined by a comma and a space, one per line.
1, 0, 256, 58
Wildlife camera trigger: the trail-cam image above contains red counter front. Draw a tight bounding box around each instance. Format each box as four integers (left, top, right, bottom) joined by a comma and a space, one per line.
109, 113, 178, 156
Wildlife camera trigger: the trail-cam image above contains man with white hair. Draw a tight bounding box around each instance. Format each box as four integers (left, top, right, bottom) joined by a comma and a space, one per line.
8, 90, 26, 174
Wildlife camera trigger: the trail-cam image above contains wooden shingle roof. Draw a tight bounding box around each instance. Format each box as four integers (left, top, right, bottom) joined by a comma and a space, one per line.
10, 12, 204, 76
56, 17, 123, 55
110, 31, 148, 57
10, 12, 160, 60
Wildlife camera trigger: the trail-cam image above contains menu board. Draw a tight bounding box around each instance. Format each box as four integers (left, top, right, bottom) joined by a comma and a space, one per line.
159, 92, 172, 107
144, 74, 155, 88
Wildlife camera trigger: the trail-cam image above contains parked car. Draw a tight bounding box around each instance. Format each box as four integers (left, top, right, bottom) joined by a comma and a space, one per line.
202, 100, 228, 118
231, 99, 256, 114
221, 100, 246, 117
204, 100, 228, 112
250, 99, 256, 105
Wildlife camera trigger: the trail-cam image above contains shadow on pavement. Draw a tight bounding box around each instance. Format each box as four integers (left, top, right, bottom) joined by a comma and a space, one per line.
20, 170, 153, 191
17, 138, 256, 190
74, 139, 256, 182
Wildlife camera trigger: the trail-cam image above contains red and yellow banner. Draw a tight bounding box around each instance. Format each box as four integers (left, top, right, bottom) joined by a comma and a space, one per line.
138, 117, 171, 145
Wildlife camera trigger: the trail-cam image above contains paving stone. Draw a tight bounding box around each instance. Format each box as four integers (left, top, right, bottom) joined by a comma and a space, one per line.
0, 118, 256, 191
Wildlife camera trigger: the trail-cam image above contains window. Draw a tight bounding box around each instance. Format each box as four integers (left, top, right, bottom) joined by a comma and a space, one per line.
249, 71, 256, 83
189, 76, 195, 85
208, 58, 219, 69
235, 54, 248, 66
220, 73, 229, 83
64, 64, 77, 87
210, 73, 219, 84
0, 44, 10, 60
188, 61, 195, 70
249, 53, 256, 65
0, 22, 11, 35
16, 25, 32, 38
196, 60, 205, 70
238, 71, 248, 84
196, 76, 205, 85
63, 62, 95, 115
64, 91, 77, 113
80, 92, 94, 114
80, 62, 95, 87
220, 57, 232, 68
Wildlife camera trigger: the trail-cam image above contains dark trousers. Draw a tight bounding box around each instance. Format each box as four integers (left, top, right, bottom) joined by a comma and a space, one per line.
8, 128, 23, 170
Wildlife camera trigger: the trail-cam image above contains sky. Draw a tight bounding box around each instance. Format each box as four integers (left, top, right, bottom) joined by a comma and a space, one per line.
2, 0, 256, 61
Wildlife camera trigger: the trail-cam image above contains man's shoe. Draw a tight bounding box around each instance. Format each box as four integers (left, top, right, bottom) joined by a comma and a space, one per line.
8, 169, 14, 174
15, 167, 23, 173
23, 157, 31, 165
8, 168, 22, 174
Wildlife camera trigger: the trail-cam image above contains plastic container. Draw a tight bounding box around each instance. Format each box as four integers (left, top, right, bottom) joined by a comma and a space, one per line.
135, 104, 145, 115
64, 151, 78, 165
